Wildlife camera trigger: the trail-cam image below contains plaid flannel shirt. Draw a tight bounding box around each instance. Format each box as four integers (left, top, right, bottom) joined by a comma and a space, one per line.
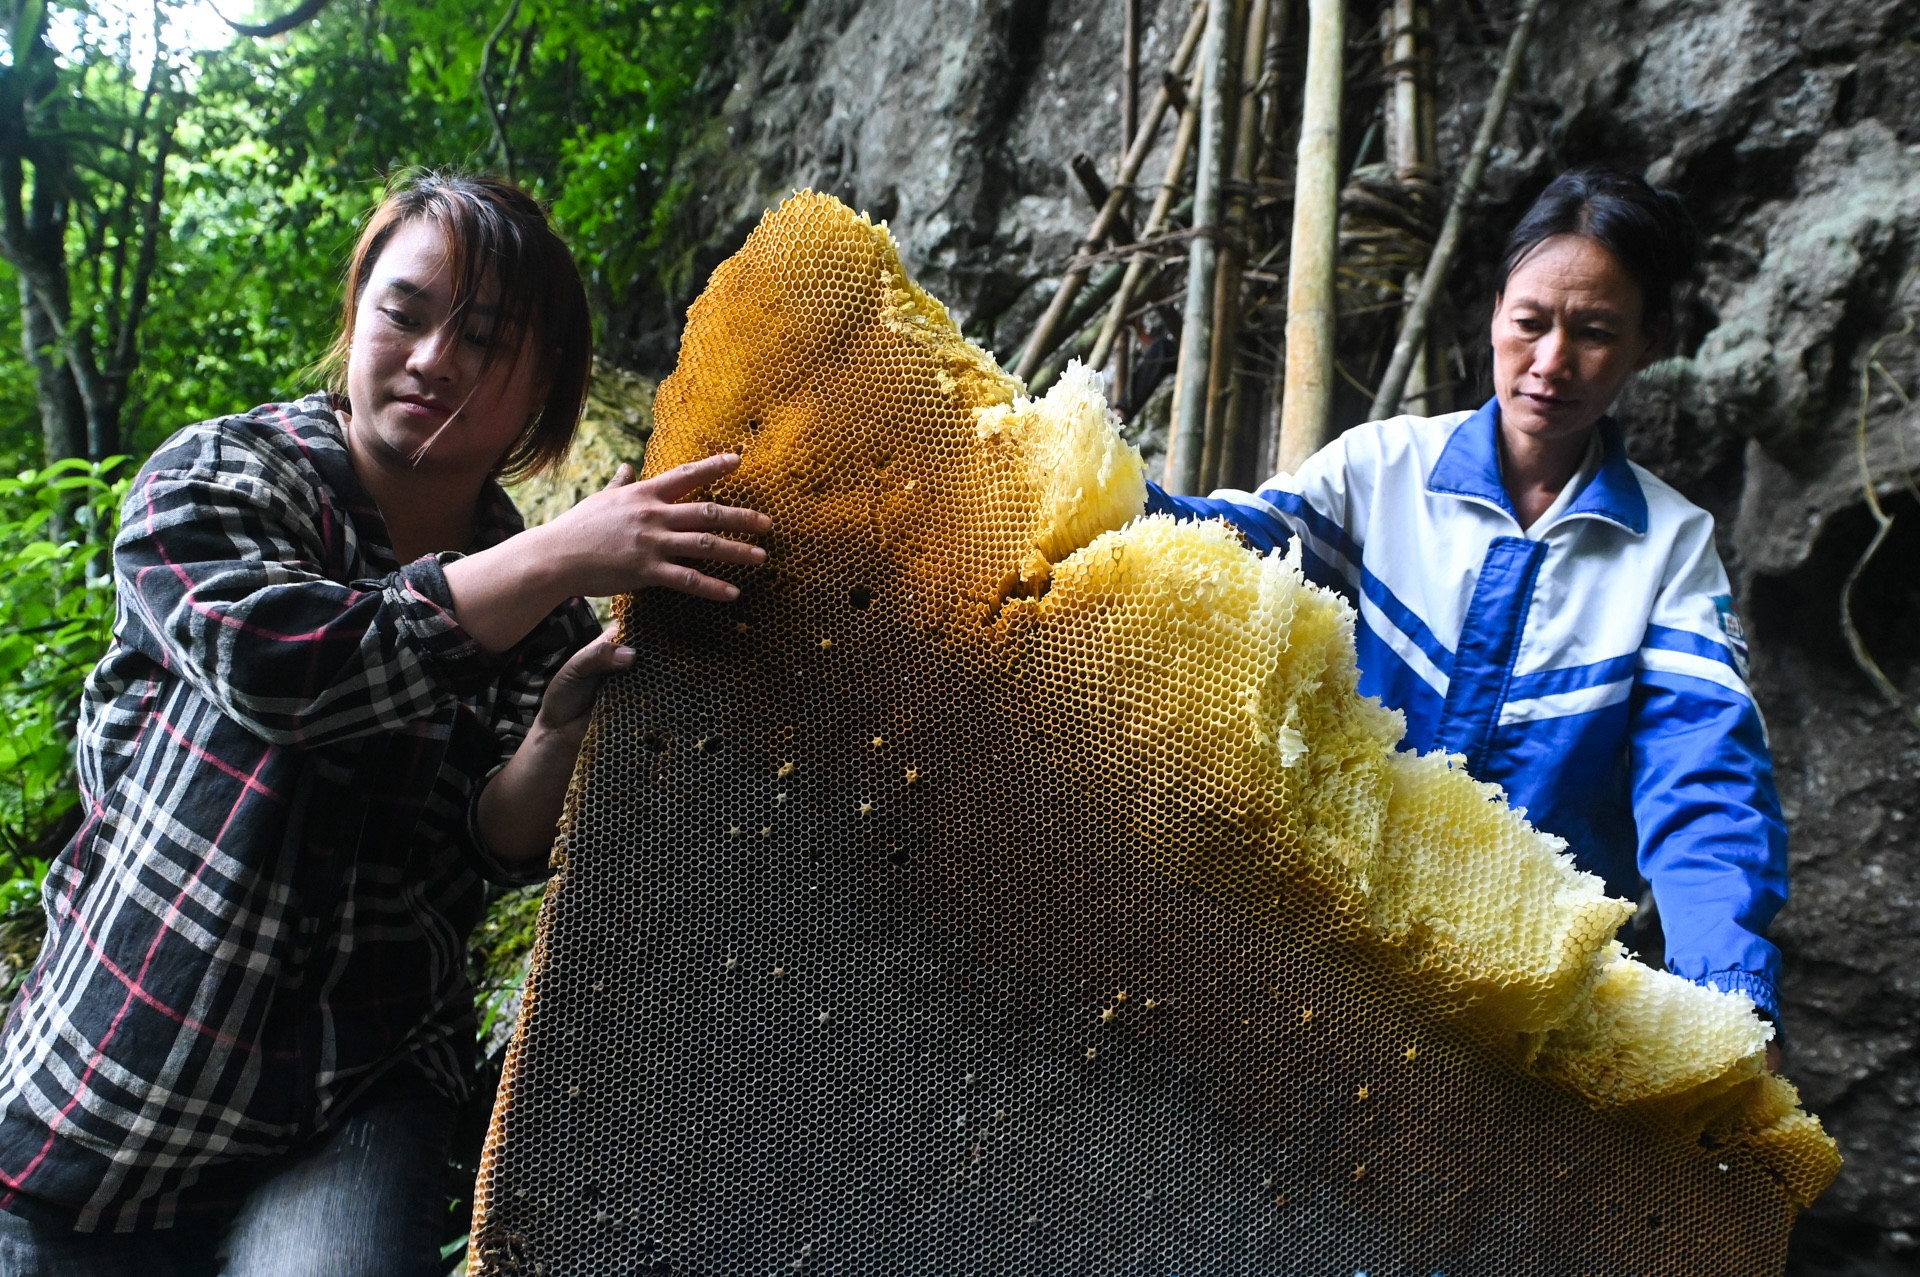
0, 394, 596, 1231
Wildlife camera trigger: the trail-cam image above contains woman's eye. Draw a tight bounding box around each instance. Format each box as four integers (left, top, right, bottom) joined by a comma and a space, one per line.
381, 307, 417, 327
464, 329, 497, 349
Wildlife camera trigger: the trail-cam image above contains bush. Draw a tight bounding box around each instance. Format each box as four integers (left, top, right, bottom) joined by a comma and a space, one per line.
0, 458, 128, 999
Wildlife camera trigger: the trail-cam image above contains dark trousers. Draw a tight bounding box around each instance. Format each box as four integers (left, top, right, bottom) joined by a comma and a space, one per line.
0, 1096, 454, 1277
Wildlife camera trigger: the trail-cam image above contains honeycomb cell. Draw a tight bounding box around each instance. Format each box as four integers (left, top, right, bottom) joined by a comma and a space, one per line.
469, 191, 1837, 1277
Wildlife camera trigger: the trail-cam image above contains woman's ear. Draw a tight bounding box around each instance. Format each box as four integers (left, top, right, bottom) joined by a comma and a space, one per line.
1636, 313, 1670, 371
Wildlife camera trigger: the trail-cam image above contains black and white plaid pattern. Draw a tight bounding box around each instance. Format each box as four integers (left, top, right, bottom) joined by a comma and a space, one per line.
0, 395, 595, 1230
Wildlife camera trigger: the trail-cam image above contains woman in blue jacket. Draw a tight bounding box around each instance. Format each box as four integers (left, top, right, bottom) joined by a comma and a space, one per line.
1147, 169, 1788, 1049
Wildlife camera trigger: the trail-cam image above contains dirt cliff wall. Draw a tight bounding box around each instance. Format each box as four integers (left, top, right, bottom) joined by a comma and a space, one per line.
607, 2, 1920, 1270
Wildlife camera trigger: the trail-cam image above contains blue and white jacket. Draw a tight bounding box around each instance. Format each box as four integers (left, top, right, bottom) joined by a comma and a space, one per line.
1145, 400, 1787, 1018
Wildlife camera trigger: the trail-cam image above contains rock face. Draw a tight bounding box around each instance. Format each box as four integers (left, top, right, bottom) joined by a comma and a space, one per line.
605, 0, 1920, 1270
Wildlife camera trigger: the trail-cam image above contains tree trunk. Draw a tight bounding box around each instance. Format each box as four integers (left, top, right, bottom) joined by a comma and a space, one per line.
3, 149, 87, 467
92, 123, 173, 460
0, 1, 176, 466
18, 270, 86, 466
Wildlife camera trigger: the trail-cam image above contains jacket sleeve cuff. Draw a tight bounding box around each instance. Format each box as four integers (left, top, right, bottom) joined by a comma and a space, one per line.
466, 762, 557, 889
386, 553, 505, 697
1143, 480, 1183, 517
1693, 969, 1779, 1021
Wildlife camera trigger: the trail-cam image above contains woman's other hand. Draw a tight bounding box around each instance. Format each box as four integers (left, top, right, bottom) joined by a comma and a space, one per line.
535, 622, 636, 738
477, 622, 634, 867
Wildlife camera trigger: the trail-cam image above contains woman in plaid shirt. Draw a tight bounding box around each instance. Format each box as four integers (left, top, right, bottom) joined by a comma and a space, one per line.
0, 172, 767, 1274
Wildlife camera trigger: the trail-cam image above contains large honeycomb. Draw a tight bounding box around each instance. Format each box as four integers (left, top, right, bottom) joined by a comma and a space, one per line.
470, 191, 1839, 1275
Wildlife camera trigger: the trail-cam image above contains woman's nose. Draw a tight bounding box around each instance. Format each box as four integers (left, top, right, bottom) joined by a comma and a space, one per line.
1531, 325, 1573, 379
407, 325, 460, 380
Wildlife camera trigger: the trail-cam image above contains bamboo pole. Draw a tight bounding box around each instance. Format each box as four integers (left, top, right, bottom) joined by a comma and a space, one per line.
1260, 0, 1293, 183
1207, 327, 1260, 490
1198, 0, 1272, 490
1254, 0, 1293, 481
1417, 0, 1438, 173
1069, 154, 1136, 242
1122, 0, 1141, 156
1086, 66, 1207, 373
1386, 0, 1430, 401
1385, 0, 1420, 176
1025, 262, 1133, 394
1272, 0, 1344, 475
1163, 0, 1239, 494
1371, 0, 1545, 421
1248, 0, 1288, 181
1115, 0, 1141, 412
1014, 1, 1209, 383
1007, 259, 1126, 381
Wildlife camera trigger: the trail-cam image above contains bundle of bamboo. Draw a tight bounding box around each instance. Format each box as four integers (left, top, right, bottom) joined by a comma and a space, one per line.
1009, 0, 1547, 493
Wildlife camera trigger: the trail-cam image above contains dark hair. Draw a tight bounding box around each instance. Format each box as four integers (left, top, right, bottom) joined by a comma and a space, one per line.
1497, 166, 1698, 337
321, 168, 593, 482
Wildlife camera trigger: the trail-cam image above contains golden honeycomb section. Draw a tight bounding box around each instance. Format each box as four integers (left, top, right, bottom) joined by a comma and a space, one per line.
474, 191, 1839, 1275
646, 191, 1145, 627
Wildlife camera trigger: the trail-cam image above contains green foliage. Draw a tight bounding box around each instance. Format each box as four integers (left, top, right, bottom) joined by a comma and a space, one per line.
0, 457, 128, 857
124, 0, 731, 450
0, 457, 127, 1000
0, 0, 197, 463
472, 882, 548, 1050
0, 261, 41, 477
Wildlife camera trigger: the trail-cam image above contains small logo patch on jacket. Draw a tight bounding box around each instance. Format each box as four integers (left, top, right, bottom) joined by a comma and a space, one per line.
1713, 595, 1750, 681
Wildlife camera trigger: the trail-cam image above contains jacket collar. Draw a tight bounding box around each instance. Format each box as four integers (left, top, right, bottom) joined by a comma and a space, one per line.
1425, 397, 1647, 536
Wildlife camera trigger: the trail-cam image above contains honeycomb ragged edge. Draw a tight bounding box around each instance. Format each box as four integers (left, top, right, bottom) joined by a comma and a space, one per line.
1024, 507, 1841, 1207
